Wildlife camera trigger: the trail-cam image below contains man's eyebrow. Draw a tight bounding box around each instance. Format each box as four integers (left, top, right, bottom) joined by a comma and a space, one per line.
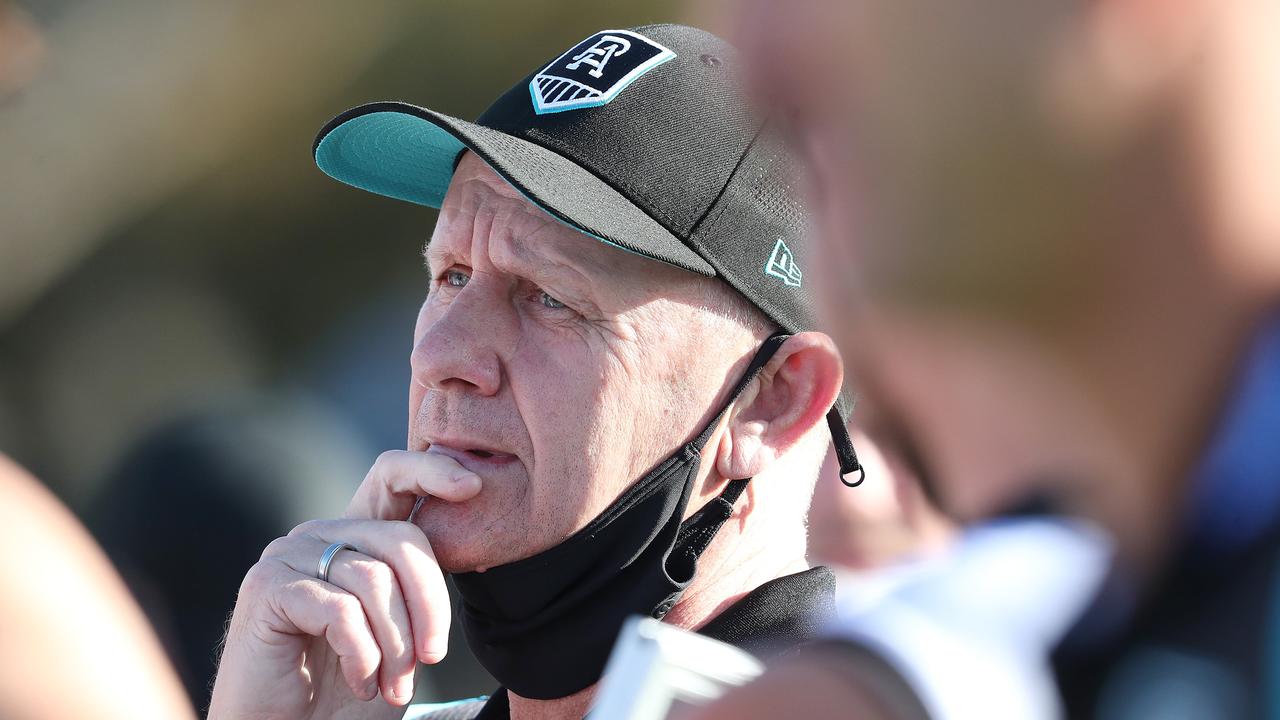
497, 230, 602, 296
423, 241, 456, 271
421, 232, 584, 289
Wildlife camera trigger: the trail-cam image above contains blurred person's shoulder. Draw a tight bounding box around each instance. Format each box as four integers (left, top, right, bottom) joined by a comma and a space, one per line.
825, 516, 1114, 720
1055, 313, 1280, 717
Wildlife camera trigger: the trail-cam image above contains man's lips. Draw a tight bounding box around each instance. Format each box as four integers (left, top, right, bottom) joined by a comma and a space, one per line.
425, 442, 518, 474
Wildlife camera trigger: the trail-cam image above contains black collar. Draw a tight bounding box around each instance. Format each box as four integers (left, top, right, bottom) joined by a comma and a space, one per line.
473, 566, 837, 719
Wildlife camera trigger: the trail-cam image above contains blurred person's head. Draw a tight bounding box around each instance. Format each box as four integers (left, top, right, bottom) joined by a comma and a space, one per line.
734, 0, 1280, 568
0, 1, 45, 102
808, 401, 953, 570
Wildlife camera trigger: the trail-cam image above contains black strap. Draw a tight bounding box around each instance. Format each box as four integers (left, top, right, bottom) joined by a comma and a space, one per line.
675, 478, 751, 560
692, 333, 792, 449
693, 332, 865, 488
827, 406, 864, 487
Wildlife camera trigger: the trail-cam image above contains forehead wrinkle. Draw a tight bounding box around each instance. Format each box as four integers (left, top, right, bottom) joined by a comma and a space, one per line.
486, 219, 606, 299
494, 211, 706, 314
437, 154, 693, 307
425, 160, 523, 265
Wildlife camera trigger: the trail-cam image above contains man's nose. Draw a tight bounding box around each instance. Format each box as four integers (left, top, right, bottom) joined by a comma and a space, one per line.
410, 291, 506, 397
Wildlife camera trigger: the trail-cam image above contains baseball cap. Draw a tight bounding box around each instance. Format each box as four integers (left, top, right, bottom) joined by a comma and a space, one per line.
312, 23, 862, 483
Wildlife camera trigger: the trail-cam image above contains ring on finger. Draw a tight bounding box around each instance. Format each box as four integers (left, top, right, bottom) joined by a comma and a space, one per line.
317, 541, 357, 584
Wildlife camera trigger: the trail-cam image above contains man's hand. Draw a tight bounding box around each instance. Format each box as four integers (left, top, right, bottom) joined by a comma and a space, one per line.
208, 450, 481, 720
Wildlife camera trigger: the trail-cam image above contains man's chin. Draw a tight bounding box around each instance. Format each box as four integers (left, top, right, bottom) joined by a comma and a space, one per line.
411, 498, 524, 573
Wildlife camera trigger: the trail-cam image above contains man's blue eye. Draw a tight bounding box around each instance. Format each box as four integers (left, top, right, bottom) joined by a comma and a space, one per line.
540, 292, 566, 309
446, 270, 470, 287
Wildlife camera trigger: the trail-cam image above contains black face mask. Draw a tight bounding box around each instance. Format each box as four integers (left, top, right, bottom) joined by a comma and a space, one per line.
450, 334, 861, 699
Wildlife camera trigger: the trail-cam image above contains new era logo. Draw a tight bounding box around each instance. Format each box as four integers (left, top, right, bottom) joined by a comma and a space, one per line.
529, 30, 676, 115
765, 238, 803, 287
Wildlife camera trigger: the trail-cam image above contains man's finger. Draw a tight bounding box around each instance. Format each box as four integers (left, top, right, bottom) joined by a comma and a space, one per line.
274, 573, 382, 701
284, 520, 453, 664
324, 551, 418, 706
345, 449, 481, 521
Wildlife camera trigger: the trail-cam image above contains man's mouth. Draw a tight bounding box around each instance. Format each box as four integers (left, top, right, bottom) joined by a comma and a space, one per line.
425, 442, 517, 471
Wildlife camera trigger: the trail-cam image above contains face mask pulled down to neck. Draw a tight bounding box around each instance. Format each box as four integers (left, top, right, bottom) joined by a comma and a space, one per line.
449, 333, 860, 699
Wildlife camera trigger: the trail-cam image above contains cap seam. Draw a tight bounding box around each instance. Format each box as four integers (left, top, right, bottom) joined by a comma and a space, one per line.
685, 125, 764, 242
688, 128, 806, 334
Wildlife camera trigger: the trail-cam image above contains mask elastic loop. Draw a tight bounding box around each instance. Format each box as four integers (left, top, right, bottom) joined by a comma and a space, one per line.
691, 332, 792, 450
827, 406, 865, 487
695, 332, 866, 488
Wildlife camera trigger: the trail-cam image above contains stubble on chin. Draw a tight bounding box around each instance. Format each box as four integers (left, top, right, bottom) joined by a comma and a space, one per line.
409, 486, 530, 573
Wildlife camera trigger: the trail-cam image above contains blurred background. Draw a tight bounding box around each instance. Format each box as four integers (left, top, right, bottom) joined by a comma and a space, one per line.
0, 0, 684, 712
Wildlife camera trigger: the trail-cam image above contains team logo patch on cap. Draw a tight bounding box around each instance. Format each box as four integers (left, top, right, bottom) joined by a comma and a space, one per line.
765, 238, 803, 287
529, 30, 676, 115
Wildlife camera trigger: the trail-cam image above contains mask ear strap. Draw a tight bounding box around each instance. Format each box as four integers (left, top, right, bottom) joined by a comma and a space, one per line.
665, 333, 865, 607
667, 332, 792, 588
828, 405, 865, 487
691, 332, 793, 450
690, 332, 866, 488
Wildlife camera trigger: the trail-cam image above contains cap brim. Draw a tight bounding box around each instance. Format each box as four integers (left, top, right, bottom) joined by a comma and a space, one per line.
313, 101, 715, 276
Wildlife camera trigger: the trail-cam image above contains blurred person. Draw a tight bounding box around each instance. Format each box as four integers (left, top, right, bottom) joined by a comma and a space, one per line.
0, 454, 195, 720
210, 25, 867, 720
692, 0, 1280, 718
0, 1, 44, 102
807, 403, 952, 571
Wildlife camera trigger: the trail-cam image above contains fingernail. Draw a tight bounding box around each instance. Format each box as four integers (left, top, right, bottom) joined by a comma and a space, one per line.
422, 641, 448, 664
395, 677, 415, 703
364, 680, 378, 700
456, 472, 480, 486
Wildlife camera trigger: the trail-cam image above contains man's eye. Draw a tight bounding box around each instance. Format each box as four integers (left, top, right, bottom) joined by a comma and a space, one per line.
539, 291, 566, 310
445, 269, 470, 287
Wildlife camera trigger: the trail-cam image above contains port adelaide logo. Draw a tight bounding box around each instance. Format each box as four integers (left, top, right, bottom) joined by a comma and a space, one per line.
530, 30, 676, 115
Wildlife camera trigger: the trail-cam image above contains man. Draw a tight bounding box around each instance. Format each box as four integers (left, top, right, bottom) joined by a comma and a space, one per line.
696, 0, 1280, 717
209, 24, 864, 720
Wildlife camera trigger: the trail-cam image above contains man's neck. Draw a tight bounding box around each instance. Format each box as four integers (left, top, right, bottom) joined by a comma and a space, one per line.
507, 489, 809, 720
507, 685, 596, 720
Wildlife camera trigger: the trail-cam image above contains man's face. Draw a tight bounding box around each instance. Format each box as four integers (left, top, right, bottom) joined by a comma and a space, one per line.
407, 153, 762, 573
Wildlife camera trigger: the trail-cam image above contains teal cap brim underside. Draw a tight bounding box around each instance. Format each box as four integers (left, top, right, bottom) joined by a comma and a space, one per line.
312, 104, 717, 276
314, 111, 465, 209
311, 110, 635, 258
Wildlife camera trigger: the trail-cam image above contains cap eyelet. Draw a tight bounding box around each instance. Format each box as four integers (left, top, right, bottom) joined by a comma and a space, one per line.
700, 54, 722, 68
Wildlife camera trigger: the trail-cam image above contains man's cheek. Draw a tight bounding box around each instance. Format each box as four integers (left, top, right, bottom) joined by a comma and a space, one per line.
406, 383, 425, 444
412, 297, 434, 343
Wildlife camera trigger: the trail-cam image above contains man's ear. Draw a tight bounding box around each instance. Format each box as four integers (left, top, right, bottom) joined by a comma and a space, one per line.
715, 332, 843, 480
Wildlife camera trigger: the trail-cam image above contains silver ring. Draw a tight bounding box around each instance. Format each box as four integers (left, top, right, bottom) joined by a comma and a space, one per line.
317, 542, 356, 584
